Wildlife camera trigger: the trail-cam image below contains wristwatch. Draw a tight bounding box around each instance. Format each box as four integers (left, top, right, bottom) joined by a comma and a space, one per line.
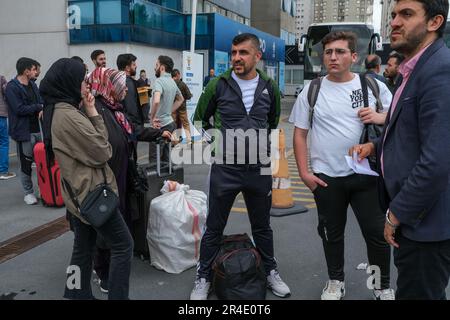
385, 209, 399, 229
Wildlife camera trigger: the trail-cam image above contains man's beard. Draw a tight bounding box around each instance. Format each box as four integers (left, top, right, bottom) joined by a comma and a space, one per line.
391, 25, 427, 55
130, 69, 137, 77
155, 68, 161, 78
233, 63, 248, 75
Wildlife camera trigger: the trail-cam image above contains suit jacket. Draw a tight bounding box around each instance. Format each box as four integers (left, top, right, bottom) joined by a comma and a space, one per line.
376, 39, 450, 242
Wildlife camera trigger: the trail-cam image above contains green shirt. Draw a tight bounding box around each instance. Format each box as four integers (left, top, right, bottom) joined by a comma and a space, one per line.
152, 72, 181, 127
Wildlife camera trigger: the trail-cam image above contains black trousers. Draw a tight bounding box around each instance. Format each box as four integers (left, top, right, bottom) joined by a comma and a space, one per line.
394, 231, 450, 300
313, 173, 391, 289
64, 210, 133, 300
197, 164, 277, 280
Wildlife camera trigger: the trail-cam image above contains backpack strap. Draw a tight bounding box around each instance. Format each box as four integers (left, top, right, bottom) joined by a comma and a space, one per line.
359, 73, 383, 112
307, 77, 323, 129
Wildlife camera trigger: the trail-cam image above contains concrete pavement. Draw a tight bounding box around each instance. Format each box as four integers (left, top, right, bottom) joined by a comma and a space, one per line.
1, 97, 448, 300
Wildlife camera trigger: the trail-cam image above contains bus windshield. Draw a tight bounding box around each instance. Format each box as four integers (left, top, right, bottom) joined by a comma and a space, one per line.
304, 23, 375, 81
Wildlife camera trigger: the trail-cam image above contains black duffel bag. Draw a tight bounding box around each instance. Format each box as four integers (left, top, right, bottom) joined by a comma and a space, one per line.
212, 233, 267, 300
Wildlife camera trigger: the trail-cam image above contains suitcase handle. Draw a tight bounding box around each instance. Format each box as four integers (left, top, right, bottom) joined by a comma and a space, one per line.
154, 136, 182, 177
155, 138, 172, 176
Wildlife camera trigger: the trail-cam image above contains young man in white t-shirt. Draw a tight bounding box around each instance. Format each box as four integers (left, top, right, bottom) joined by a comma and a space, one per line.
290, 31, 395, 300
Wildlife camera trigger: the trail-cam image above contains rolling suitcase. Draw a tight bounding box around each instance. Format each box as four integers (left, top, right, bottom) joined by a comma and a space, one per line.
33, 142, 64, 207
131, 140, 184, 260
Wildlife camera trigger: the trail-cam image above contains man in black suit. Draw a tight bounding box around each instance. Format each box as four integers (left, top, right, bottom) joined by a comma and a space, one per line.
351, 0, 450, 300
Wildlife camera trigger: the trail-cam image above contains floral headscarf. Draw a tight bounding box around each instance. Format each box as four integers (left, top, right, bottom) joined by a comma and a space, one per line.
87, 67, 132, 135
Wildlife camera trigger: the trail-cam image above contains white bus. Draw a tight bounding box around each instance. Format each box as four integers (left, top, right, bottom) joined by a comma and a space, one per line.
298, 22, 382, 87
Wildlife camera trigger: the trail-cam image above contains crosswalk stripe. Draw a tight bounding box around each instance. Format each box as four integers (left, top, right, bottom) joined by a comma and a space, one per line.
293, 197, 316, 203
231, 207, 247, 213
292, 191, 312, 196
291, 186, 309, 191
306, 204, 317, 209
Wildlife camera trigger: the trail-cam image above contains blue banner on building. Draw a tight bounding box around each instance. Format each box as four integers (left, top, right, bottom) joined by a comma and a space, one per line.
213, 14, 285, 63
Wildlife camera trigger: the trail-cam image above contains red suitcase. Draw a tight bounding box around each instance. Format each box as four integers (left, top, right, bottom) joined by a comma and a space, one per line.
33, 142, 65, 207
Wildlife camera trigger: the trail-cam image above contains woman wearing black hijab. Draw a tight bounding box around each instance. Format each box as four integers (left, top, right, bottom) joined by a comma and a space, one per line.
40, 58, 133, 300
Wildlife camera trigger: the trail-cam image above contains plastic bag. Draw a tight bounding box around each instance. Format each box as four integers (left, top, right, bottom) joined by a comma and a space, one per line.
147, 181, 207, 274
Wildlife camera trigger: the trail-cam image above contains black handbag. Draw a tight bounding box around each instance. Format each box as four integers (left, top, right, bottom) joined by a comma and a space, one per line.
63, 168, 119, 228
359, 74, 384, 169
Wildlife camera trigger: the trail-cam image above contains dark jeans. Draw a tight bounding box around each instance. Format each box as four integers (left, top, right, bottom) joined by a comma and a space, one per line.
313, 173, 391, 289
197, 164, 277, 280
148, 122, 176, 164
64, 210, 133, 300
93, 236, 111, 284
394, 231, 450, 300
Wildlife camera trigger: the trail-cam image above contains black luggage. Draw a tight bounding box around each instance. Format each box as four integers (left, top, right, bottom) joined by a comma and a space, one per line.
212, 234, 267, 300
131, 140, 184, 260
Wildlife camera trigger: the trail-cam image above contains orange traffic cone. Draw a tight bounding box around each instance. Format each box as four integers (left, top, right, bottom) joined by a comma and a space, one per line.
270, 129, 308, 217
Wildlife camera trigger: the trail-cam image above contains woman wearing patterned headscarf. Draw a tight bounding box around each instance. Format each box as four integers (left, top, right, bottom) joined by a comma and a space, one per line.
40, 59, 133, 300
86, 67, 134, 293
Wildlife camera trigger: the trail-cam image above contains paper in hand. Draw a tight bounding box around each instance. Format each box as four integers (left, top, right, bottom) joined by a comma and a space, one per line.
345, 151, 379, 177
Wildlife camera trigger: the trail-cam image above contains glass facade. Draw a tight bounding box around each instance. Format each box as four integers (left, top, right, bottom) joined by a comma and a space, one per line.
68, 0, 285, 92
147, 0, 183, 12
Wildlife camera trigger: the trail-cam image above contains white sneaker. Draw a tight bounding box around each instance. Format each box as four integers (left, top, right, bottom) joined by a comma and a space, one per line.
24, 193, 38, 205
0, 172, 16, 180
373, 288, 395, 300
190, 278, 211, 300
267, 269, 291, 298
321, 280, 345, 300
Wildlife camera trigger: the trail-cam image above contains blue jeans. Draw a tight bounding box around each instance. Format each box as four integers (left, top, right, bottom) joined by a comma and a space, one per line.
0, 117, 9, 173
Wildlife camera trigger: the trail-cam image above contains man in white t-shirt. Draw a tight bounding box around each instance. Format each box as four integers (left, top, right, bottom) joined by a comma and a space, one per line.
191, 33, 290, 300
289, 31, 395, 300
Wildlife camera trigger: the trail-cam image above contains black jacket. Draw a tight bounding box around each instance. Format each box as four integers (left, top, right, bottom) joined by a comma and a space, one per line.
122, 76, 161, 142
5, 78, 43, 141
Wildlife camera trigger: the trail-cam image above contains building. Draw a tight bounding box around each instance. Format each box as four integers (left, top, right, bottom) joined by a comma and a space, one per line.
0, 0, 285, 93
182, 0, 250, 25
296, 0, 314, 41
313, 0, 374, 23
251, 0, 297, 45
380, 0, 395, 41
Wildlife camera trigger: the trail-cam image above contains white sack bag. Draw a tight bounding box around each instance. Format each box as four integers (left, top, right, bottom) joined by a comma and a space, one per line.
147, 181, 207, 274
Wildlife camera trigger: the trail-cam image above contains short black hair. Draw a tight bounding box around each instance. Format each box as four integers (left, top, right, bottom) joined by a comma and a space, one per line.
33, 60, 41, 68
395, 0, 448, 37
140, 69, 146, 74
158, 55, 174, 73
322, 31, 357, 53
232, 33, 261, 52
71, 56, 84, 63
16, 57, 36, 75
388, 51, 405, 65
91, 49, 105, 61
117, 53, 137, 71
171, 69, 181, 78
365, 55, 382, 70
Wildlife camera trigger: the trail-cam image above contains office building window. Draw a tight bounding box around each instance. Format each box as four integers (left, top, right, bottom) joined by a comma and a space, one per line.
70, 0, 94, 25
97, 0, 122, 24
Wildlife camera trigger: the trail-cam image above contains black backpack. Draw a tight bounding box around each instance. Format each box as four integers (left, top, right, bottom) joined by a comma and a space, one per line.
212, 233, 267, 300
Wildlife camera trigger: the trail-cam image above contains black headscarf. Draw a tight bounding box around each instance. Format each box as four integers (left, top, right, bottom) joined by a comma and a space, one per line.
39, 58, 86, 164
